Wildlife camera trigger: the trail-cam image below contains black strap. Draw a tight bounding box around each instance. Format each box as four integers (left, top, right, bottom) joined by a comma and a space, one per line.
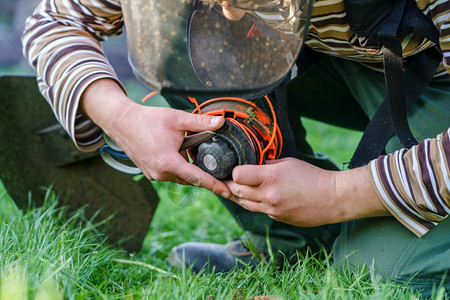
349, 45, 442, 168
275, 75, 298, 158
378, 0, 417, 149
348, 0, 442, 168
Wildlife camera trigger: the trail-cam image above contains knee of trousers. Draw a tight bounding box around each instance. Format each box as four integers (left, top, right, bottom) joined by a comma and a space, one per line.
333, 216, 450, 296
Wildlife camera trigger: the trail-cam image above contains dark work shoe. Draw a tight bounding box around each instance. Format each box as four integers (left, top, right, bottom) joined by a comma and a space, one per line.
168, 239, 265, 273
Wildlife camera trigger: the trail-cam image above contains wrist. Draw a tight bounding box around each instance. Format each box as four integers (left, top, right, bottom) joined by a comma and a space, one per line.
334, 166, 389, 222
80, 78, 135, 136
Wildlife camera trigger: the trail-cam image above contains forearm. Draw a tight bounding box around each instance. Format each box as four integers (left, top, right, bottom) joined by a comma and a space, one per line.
332, 128, 450, 230
80, 78, 134, 137
334, 166, 390, 223
21, 0, 124, 151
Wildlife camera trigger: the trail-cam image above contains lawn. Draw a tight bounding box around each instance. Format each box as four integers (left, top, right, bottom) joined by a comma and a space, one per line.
1, 112, 442, 299
0, 63, 444, 299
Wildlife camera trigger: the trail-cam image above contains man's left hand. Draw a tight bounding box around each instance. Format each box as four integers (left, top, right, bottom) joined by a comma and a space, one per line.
224, 157, 389, 227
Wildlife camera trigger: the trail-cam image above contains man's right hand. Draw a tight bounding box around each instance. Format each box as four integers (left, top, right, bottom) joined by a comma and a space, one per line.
80, 79, 231, 198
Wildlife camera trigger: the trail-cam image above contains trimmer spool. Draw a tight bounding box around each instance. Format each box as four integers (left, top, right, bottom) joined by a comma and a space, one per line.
187, 95, 283, 179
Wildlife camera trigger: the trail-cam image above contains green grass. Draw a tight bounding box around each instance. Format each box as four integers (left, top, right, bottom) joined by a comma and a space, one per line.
0, 187, 422, 299
301, 117, 363, 169
0, 68, 439, 298
0, 118, 441, 299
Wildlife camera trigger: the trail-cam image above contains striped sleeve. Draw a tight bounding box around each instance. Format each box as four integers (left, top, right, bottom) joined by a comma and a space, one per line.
369, 128, 450, 237
417, 0, 450, 76
21, 0, 125, 151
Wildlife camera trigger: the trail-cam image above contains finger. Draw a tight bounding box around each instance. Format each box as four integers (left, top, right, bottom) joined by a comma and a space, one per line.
168, 155, 231, 197
147, 173, 190, 186
231, 197, 265, 213
232, 164, 268, 186
170, 176, 191, 186
226, 180, 262, 203
174, 111, 225, 132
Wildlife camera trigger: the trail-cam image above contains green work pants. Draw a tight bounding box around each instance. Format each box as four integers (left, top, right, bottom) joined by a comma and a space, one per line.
163, 53, 450, 296
307, 55, 450, 297
235, 54, 450, 297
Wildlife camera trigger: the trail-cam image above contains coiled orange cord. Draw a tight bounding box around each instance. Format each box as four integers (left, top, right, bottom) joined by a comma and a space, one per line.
141, 92, 282, 165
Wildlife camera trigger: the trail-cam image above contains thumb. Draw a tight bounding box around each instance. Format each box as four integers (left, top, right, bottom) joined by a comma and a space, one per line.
232, 164, 266, 186
181, 112, 225, 132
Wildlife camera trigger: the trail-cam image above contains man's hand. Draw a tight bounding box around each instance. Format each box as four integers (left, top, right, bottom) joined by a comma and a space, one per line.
224, 157, 389, 227
80, 79, 231, 197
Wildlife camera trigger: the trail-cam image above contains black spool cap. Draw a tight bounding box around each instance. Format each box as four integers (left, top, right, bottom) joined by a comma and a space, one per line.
195, 120, 257, 180
196, 139, 236, 180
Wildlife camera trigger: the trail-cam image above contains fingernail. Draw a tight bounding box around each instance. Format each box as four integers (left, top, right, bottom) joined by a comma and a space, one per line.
210, 116, 222, 125
221, 192, 230, 199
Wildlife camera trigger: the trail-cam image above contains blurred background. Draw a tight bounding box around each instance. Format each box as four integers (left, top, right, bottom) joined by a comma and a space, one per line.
0, 0, 34, 68
0, 0, 149, 98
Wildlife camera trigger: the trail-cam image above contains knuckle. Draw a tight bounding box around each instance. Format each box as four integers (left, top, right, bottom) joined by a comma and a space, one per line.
188, 175, 202, 187
238, 200, 247, 209
195, 114, 207, 128
240, 200, 253, 212
152, 172, 166, 182
265, 191, 281, 206
154, 156, 171, 172
151, 165, 172, 182
266, 207, 280, 218
142, 171, 154, 181
179, 169, 204, 187
235, 187, 245, 199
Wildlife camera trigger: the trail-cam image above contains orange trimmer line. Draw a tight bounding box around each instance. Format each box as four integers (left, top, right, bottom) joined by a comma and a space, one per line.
186, 95, 282, 162
260, 95, 280, 158
141, 91, 158, 103
188, 96, 202, 114
191, 96, 258, 114
140, 92, 282, 161
140, 92, 204, 118
227, 117, 265, 164
198, 95, 281, 163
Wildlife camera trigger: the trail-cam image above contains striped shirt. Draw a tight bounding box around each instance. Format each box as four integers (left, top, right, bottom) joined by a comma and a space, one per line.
22, 0, 450, 236
370, 129, 450, 237
306, 0, 450, 77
